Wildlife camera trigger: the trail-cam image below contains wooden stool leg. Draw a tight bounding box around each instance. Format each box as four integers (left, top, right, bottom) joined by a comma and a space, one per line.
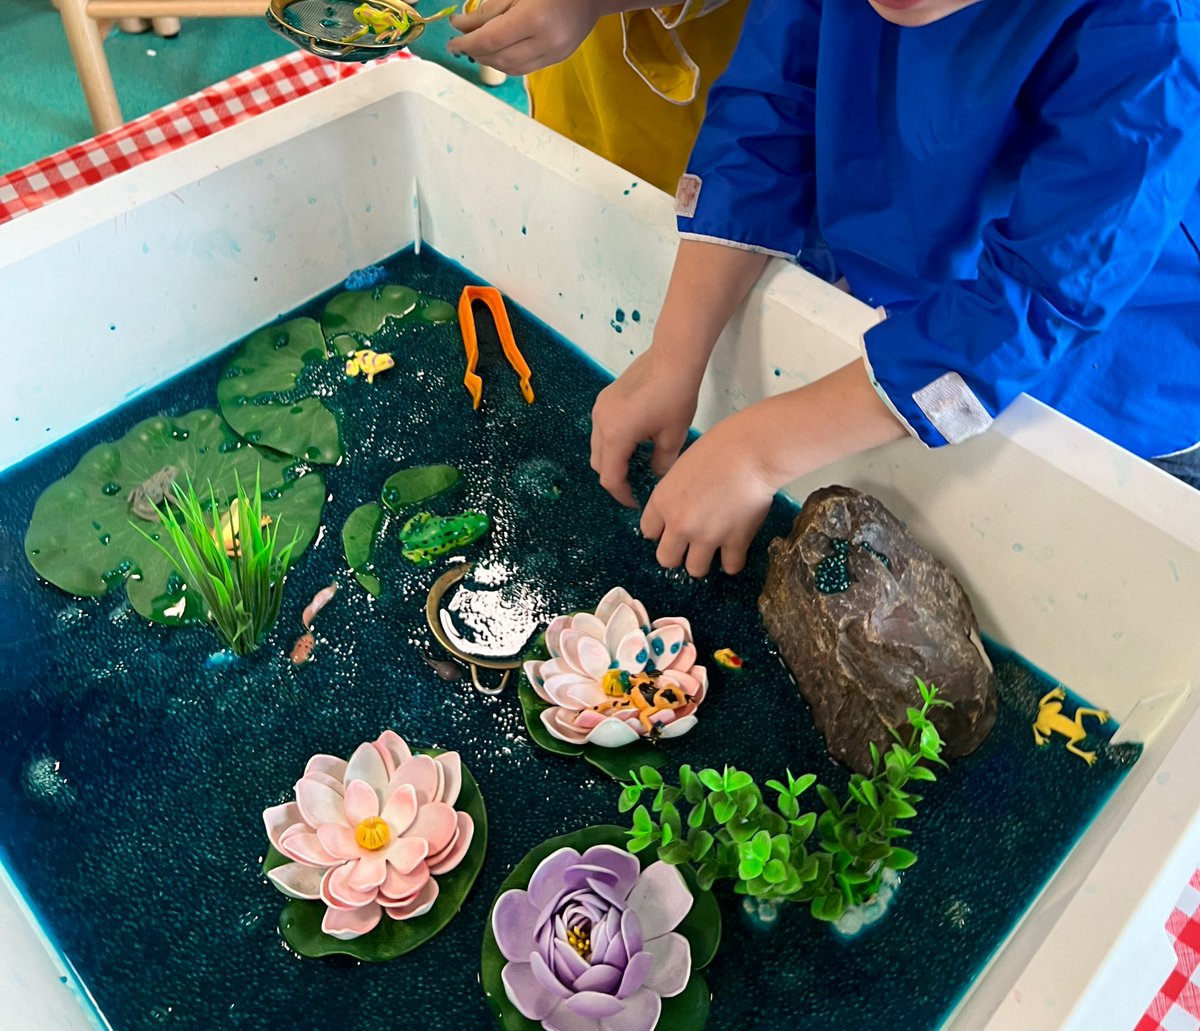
58, 0, 124, 134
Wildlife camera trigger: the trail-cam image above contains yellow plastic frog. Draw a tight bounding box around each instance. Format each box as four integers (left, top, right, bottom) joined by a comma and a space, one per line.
345, 349, 395, 384
1032, 687, 1110, 765
212, 498, 272, 558
342, 3, 411, 44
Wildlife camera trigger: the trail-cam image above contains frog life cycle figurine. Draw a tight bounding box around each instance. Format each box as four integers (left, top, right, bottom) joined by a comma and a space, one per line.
342, 1, 412, 43
1033, 687, 1111, 765
399, 510, 490, 566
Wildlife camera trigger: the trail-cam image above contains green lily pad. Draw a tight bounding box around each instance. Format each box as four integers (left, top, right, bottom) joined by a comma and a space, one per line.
519, 636, 669, 782
321, 285, 419, 355
342, 502, 383, 597
381, 465, 460, 512
24, 409, 325, 623
480, 825, 719, 1031
417, 297, 457, 324
263, 748, 487, 961
217, 318, 342, 465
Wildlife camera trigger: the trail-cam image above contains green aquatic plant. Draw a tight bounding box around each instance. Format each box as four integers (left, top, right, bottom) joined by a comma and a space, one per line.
22, 409, 325, 623
138, 474, 298, 656
620, 680, 951, 923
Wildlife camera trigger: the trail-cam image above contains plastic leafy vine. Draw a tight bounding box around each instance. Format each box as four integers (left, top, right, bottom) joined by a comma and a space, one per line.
619, 679, 952, 922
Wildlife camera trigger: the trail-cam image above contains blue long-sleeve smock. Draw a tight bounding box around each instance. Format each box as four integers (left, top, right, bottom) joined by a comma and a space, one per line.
678, 0, 1200, 457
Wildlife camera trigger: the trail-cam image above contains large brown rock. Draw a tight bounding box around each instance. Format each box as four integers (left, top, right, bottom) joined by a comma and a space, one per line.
759, 486, 997, 773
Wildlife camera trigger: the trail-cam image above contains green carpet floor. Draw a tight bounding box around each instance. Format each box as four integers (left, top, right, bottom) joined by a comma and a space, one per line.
1, 2, 526, 174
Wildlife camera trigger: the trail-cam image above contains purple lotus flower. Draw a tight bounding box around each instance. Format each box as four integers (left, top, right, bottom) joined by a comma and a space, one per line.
492, 844, 694, 1031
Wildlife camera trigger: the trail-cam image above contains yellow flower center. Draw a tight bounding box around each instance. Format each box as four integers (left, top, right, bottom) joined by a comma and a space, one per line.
566, 925, 591, 960
355, 816, 391, 850
601, 669, 627, 698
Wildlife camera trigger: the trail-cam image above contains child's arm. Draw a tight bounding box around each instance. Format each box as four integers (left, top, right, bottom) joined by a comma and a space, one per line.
590, 238, 769, 507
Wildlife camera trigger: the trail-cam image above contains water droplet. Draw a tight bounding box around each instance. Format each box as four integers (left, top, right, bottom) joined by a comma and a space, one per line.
98, 534, 111, 546
101, 482, 122, 496
274, 332, 290, 348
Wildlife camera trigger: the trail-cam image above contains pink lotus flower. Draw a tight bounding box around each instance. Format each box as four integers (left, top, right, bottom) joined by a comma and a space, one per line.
524, 588, 707, 748
263, 730, 474, 940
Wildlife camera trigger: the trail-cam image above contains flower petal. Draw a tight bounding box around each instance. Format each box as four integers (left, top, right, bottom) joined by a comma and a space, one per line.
295, 777, 349, 830
615, 631, 651, 674
387, 755, 440, 805
492, 888, 539, 963
527, 847, 583, 909
603, 603, 642, 658
406, 801, 458, 855
646, 625, 686, 668
570, 611, 608, 642
384, 876, 438, 920
371, 730, 412, 778
561, 629, 614, 680
379, 861, 430, 904
615, 948, 653, 999
563, 992, 624, 1019
434, 751, 463, 807
543, 672, 604, 710
347, 853, 388, 892
642, 932, 692, 998
657, 715, 698, 739
585, 717, 642, 748
263, 801, 303, 852
321, 863, 378, 910
543, 1008, 603, 1031
545, 616, 571, 658
541, 706, 591, 745
303, 753, 348, 782
343, 778, 380, 826
662, 641, 697, 674
501, 962, 560, 1022
278, 825, 339, 867
321, 900, 381, 940
651, 615, 692, 639
530, 949, 574, 1000
428, 811, 475, 875
315, 823, 361, 861
344, 742, 389, 800
266, 861, 324, 900
380, 783, 419, 837
625, 862, 693, 939
573, 963, 622, 995
385, 835, 429, 875
593, 587, 635, 625
599, 988, 661, 1031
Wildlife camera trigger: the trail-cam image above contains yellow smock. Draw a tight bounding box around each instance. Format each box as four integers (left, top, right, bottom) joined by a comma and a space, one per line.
525, 0, 750, 194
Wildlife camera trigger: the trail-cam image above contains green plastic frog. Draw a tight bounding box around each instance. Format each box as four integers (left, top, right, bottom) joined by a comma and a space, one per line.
399, 510, 489, 565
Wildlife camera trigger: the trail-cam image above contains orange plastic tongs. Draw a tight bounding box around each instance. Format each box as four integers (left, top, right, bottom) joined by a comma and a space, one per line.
458, 286, 535, 410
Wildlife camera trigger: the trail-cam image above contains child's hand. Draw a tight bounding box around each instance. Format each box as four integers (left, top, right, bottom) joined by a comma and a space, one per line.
448, 0, 608, 76
590, 348, 705, 508
639, 410, 777, 577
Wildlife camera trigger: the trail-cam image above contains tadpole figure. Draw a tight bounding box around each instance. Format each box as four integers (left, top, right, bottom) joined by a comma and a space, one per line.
422, 649, 464, 683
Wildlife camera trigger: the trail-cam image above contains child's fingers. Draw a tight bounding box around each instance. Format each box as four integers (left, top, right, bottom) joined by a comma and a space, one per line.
591, 439, 638, 508
655, 530, 688, 570
650, 427, 686, 478
718, 535, 752, 576
683, 541, 716, 579
448, 0, 511, 32
456, 38, 548, 75
640, 503, 665, 542
447, 5, 532, 58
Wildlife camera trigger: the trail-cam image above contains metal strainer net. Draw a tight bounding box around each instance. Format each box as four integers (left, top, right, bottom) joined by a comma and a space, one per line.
265, 0, 454, 62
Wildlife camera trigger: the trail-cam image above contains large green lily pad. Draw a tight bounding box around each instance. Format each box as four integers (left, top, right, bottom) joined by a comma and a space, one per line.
322, 286, 455, 354
217, 318, 342, 465
262, 749, 487, 961
342, 502, 384, 597
519, 636, 669, 782
24, 409, 326, 623
480, 825, 719, 1031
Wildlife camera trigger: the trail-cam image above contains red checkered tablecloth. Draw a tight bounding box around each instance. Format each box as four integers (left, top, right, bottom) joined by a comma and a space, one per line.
0, 46, 1196, 1031
1137, 870, 1200, 1031
0, 49, 407, 224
